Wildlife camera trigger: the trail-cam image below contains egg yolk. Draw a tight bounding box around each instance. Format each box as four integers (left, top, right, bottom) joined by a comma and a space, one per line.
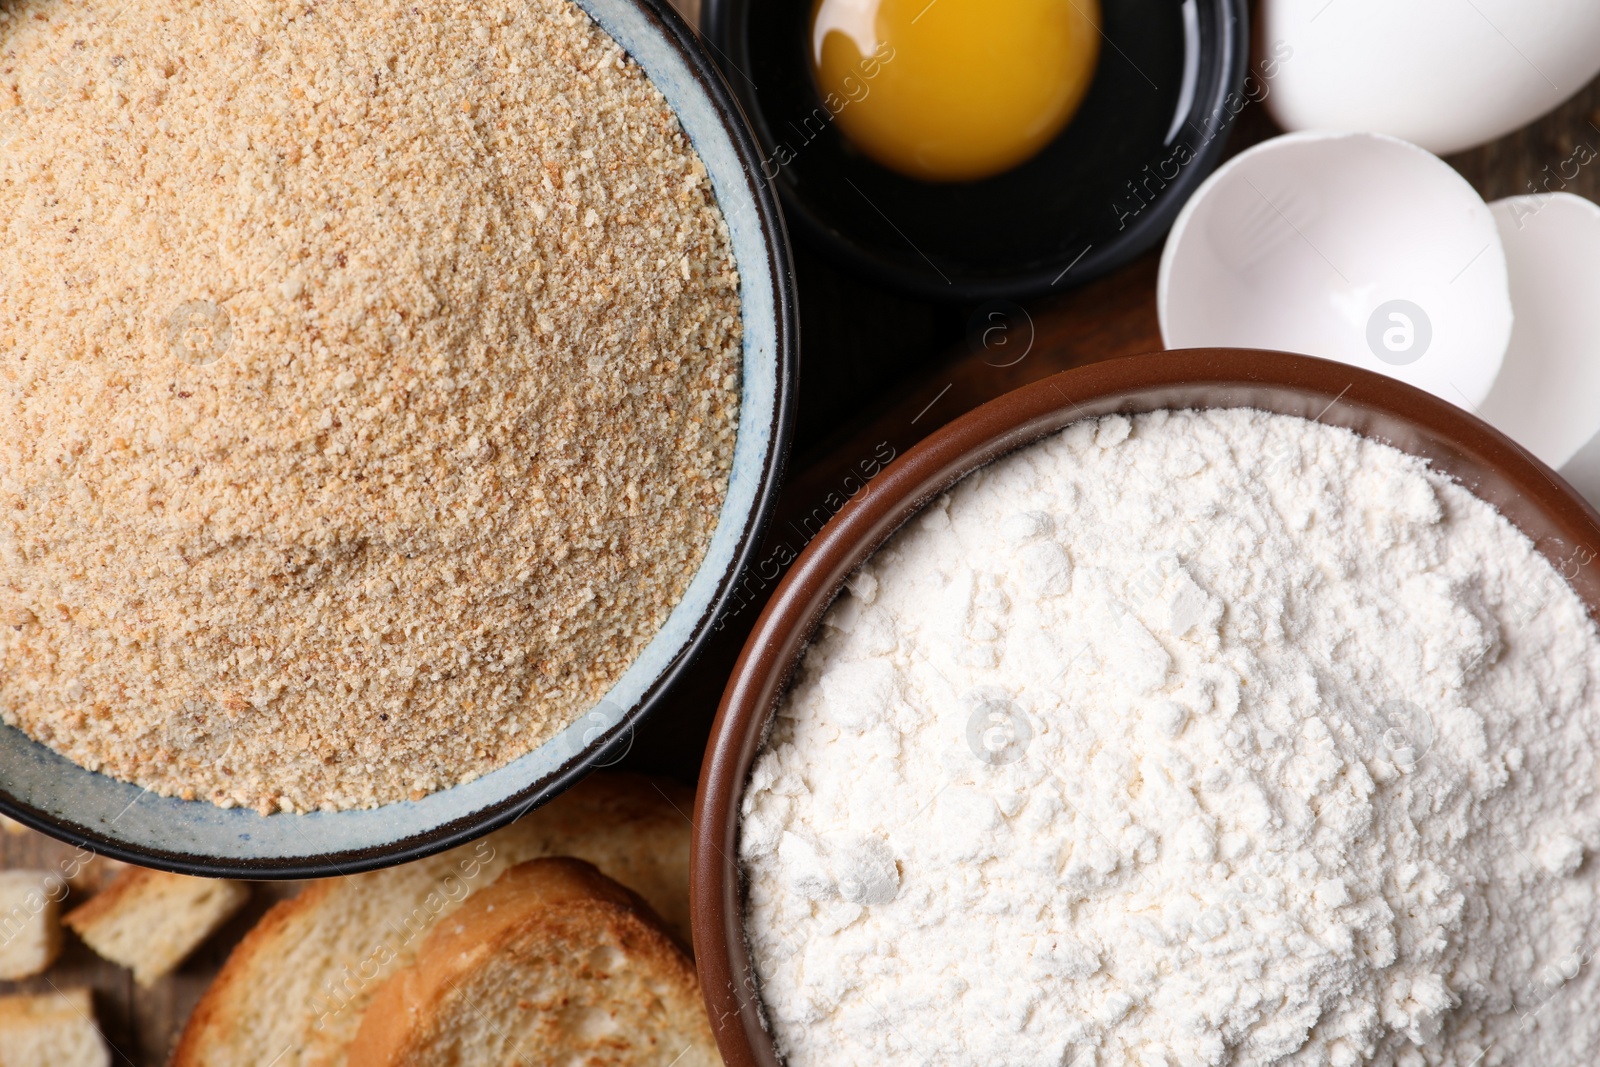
810, 0, 1101, 183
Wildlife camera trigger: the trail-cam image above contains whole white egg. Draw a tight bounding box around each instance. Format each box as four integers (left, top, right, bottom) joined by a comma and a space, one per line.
1260, 0, 1600, 156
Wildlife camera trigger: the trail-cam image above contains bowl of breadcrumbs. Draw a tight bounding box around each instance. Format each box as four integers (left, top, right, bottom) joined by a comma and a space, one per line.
0, 0, 795, 875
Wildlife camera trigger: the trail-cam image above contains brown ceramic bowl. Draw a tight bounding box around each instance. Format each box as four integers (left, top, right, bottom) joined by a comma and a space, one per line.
690, 347, 1600, 1067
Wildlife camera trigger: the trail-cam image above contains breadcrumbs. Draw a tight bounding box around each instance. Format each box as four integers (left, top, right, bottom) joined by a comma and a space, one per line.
0, 0, 742, 813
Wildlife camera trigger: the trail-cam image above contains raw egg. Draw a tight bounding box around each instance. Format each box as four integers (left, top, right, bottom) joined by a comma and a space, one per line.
809, 0, 1101, 183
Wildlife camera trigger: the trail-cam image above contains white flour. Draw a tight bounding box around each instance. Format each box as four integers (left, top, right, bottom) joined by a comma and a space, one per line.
741, 409, 1600, 1067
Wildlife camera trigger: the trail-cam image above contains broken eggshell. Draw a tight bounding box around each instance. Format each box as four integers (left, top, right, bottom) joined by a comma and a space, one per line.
1260, 0, 1600, 157
1478, 192, 1600, 504
1158, 131, 1512, 407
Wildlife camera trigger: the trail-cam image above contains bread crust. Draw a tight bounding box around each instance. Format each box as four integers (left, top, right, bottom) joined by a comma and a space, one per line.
63, 869, 249, 986
0, 988, 111, 1067
60, 868, 157, 932
347, 858, 708, 1067
0, 869, 66, 979
169, 881, 337, 1067
171, 773, 694, 1067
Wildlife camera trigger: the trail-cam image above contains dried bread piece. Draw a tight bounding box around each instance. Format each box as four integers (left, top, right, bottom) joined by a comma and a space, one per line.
64, 856, 127, 896
0, 870, 65, 979
348, 858, 717, 1067
172, 773, 693, 1067
0, 989, 111, 1067
63, 869, 248, 987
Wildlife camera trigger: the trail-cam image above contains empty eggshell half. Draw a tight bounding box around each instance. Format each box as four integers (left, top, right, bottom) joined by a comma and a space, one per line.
1478, 193, 1600, 505
1260, 0, 1600, 157
1158, 131, 1512, 407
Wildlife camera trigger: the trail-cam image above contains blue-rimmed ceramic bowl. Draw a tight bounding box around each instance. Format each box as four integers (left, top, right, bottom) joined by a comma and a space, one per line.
0, 0, 797, 879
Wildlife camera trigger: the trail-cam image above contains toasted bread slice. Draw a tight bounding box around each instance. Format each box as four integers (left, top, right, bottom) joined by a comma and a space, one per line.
63, 869, 248, 987
172, 773, 694, 1067
0, 988, 111, 1067
0, 870, 66, 979
348, 858, 717, 1067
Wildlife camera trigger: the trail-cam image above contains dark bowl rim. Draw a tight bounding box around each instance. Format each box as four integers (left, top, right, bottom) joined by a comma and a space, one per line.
702, 0, 1251, 301
0, 0, 800, 881
689, 347, 1600, 1067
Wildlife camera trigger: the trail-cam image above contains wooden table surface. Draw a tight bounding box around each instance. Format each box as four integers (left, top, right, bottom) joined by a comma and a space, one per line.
4, 10, 1599, 1064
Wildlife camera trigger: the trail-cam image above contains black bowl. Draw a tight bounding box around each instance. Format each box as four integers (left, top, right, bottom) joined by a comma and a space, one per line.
0, 0, 798, 879
704, 0, 1249, 300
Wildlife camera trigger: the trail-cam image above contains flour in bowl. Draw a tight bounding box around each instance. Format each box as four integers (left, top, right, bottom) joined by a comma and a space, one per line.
742, 408, 1600, 1066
